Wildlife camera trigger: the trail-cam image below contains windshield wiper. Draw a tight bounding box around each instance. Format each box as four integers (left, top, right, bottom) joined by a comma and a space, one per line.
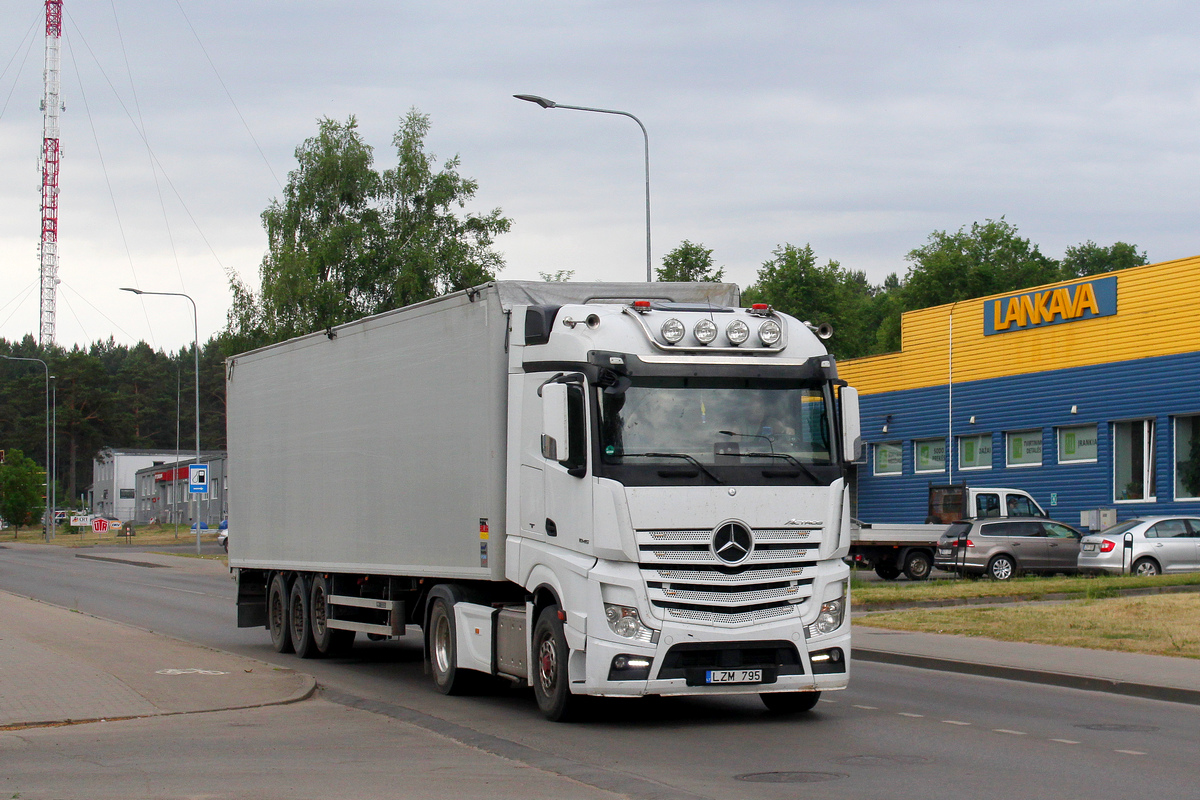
623, 452, 724, 485
744, 451, 821, 484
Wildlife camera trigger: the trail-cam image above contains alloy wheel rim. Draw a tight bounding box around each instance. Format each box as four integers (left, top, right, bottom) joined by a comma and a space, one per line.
538, 637, 557, 693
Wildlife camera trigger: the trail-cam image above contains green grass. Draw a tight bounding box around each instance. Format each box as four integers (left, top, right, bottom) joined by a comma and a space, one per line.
851, 569, 1200, 606
859, 593, 1200, 659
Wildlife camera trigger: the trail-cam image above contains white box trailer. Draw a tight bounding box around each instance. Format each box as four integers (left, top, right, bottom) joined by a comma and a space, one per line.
228, 281, 861, 720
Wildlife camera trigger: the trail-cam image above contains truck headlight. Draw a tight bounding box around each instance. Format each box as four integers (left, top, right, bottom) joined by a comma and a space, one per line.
808, 597, 845, 636
604, 603, 658, 643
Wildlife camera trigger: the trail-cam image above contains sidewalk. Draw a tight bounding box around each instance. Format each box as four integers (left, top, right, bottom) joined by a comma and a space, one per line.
0, 589, 313, 728
853, 623, 1200, 706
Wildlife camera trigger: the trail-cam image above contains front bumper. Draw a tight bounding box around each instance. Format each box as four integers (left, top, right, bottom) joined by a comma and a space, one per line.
579, 617, 850, 697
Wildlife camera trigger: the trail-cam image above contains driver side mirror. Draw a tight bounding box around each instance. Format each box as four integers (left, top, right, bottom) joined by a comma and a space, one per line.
839, 386, 862, 463
541, 382, 571, 463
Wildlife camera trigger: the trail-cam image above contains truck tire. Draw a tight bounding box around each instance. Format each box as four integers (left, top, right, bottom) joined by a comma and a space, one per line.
532, 604, 577, 722
760, 691, 821, 713
874, 563, 901, 581
267, 573, 294, 654
309, 574, 355, 657
289, 574, 318, 658
429, 598, 476, 695
903, 550, 933, 581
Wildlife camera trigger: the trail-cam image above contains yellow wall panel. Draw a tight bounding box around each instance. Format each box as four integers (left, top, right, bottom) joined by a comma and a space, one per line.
839, 255, 1200, 395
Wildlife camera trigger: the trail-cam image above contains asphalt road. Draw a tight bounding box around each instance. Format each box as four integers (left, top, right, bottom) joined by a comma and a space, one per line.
1, 542, 1196, 800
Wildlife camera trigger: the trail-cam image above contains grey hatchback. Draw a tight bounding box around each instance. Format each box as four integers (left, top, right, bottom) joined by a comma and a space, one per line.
934, 517, 1084, 580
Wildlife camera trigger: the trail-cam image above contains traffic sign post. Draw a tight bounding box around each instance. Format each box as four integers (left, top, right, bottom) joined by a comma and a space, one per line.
189, 463, 209, 555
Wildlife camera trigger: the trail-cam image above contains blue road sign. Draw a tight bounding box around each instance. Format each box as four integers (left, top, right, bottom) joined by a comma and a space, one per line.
189, 464, 209, 494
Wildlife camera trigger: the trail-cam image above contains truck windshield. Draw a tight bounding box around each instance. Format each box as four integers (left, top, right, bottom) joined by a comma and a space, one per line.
598, 377, 833, 468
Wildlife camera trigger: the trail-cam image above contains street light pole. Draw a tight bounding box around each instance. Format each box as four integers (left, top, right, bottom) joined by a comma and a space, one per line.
514, 94, 653, 282
0, 354, 51, 541
120, 287, 202, 554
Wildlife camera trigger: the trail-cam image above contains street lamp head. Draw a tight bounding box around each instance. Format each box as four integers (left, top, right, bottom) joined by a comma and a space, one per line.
514, 94, 557, 109
119, 287, 143, 295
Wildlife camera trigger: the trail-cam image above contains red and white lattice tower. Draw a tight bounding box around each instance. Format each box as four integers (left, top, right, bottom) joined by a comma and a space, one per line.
38, 0, 63, 346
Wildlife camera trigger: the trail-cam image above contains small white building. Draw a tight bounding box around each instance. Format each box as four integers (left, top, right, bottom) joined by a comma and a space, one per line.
90, 448, 202, 522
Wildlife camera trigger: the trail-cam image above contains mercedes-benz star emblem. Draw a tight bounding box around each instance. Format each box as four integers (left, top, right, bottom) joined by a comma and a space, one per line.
712, 522, 753, 565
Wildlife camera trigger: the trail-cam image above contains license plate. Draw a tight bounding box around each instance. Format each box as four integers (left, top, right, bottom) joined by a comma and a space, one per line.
1082, 543, 1096, 551
706, 669, 762, 684
938, 547, 952, 555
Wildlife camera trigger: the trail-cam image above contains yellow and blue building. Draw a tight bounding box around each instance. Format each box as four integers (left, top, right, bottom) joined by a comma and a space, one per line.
838, 255, 1200, 528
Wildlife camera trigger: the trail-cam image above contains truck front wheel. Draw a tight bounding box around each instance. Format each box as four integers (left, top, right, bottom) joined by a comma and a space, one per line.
267, 573, 293, 654
532, 605, 576, 722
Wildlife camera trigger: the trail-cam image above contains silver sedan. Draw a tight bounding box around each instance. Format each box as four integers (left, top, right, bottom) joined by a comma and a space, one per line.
1077, 516, 1200, 576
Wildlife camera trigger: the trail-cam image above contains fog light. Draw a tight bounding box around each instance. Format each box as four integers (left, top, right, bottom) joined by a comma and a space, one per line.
810, 647, 846, 674
693, 319, 718, 344
726, 319, 750, 345
661, 318, 685, 344
608, 654, 653, 681
758, 319, 782, 346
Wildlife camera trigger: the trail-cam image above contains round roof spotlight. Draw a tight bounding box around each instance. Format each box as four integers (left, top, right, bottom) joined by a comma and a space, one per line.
694, 319, 718, 345
661, 318, 686, 344
726, 319, 750, 345
758, 319, 783, 346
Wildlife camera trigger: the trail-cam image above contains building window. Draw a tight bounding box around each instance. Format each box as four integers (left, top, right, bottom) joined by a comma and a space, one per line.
1006, 430, 1042, 467
1175, 415, 1200, 500
959, 434, 992, 470
1058, 424, 1098, 464
874, 442, 903, 475
914, 438, 946, 473
1114, 419, 1156, 502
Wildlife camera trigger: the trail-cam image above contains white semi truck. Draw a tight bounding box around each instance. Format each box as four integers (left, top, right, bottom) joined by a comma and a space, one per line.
227, 281, 861, 720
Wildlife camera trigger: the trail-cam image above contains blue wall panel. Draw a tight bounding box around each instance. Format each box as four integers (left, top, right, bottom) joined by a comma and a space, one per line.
855, 351, 1200, 526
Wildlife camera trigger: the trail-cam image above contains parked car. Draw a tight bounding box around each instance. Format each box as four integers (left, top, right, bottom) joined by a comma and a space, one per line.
934, 517, 1084, 580
1077, 516, 1200, 576
217, 519, 229, 553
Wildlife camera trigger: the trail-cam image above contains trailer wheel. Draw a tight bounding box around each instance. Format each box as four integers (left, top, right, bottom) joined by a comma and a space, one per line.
267, 573, 293, 654
289, 575, 318, 658
533, 605, 577, 722
903, 550, 933, 581
429, 598, 475, 695
309, 575, 354, 657
874, 563, 901, 581
760, 691, 821, 713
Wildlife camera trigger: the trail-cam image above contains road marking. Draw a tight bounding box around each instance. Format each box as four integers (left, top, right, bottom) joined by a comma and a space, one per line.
898, 712, 924, 718
852, 704, 878, 710
1050, 739, 1080, 745
942, 720, 972, 726
993, 729, 1026, 735
1114, 750, 1147, 756
819, 699, 837, 704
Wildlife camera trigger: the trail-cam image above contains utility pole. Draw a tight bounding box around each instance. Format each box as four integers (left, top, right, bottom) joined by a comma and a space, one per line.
39, 0, 63, 346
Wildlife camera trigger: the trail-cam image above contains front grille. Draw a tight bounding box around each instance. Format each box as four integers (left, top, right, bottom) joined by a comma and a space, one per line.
637, 526, 821, 626
656, 640, 803, 680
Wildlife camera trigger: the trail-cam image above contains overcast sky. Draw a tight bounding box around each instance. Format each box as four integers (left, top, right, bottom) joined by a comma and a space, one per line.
1, 0, 1198, 351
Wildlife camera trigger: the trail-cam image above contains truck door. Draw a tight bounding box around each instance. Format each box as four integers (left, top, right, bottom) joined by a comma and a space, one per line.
540, 379, 594, 554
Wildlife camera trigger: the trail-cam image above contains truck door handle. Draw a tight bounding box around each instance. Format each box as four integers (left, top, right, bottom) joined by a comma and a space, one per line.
546, 518, 557, 537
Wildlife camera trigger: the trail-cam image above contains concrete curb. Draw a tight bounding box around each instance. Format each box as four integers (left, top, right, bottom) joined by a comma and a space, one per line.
0, 678, 318, 732
852, 647, 1200, 707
